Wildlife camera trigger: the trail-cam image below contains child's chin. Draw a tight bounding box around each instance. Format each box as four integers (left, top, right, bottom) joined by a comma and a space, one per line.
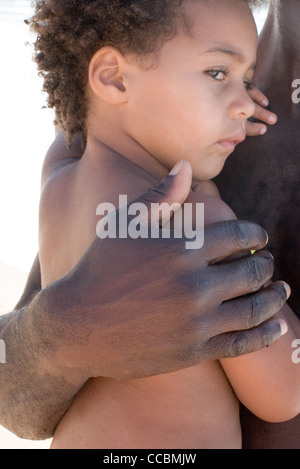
193, 166, 226, 182
191, 154, 230, 181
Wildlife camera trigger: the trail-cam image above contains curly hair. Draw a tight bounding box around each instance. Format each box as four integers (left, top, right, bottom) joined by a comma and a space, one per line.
27, 0, 268, 147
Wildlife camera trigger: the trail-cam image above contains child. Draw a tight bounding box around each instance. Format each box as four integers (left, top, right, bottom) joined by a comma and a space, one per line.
29, 0, 300, 448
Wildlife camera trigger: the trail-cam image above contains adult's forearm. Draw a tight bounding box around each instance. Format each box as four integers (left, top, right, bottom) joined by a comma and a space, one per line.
14, 254, 41, 311
0, 291, 86, 440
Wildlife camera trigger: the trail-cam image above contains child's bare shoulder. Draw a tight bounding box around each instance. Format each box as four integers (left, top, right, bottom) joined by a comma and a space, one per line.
41, 132, 82, 185
39, 148, 81, 286
39, 133, 80, 230
39, 133, 82, 237
186, 180, 237, 226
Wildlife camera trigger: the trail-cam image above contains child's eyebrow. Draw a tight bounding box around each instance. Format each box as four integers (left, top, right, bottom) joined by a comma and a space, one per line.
202, 46, 256, 70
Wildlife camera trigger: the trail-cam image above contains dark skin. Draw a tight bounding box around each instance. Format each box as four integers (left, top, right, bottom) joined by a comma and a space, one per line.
216, 0, 300, 449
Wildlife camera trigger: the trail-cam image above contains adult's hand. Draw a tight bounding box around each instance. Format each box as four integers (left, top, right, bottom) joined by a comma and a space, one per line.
246, 86, 278, 137
38, 161, 288, 381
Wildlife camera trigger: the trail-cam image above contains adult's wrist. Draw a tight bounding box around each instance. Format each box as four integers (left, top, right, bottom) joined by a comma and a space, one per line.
28, 281, 91, 387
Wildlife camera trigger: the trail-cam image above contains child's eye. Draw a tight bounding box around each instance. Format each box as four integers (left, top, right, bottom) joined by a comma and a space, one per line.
206, 69, 228, 82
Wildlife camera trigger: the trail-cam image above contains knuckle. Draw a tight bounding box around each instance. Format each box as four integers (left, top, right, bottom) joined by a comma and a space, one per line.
272, 283, 288, 310
143, 178, 175, 204
133, 188, 161, 208
229, 221, 251, 250
173, 341, 203, 368
244, 294, 264, 328
196, 273, 212, 300
180, 270, 212, 307
195, 276, 216, 311
186, 311, 212, 339
228, 221, 268, 251
243, 283, 288, 329
259, 322, 279, 347
229, 333, 249, 357
246, 254, 274, 291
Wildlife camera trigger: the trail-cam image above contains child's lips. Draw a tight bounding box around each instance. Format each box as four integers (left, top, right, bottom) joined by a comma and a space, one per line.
218, 133, 246, 152
218, 141, 236, 152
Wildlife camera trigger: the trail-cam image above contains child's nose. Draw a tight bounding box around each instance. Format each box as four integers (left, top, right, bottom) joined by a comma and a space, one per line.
228, 87, 256, 121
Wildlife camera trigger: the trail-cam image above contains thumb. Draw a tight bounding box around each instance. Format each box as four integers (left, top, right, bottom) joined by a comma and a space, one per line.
129, 160, 193, 227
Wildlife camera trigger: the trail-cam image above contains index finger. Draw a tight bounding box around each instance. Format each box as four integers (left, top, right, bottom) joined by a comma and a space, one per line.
252, 103, 278, 126
194, 220, 269, 264
247, 86, 269, 107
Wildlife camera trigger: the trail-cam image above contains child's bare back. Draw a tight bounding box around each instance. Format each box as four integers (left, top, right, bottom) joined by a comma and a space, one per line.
40, 144, 241, 449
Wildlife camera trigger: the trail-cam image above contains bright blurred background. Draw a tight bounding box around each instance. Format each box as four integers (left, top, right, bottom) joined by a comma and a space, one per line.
0, 0, 269, 449
0, 0, 54, 274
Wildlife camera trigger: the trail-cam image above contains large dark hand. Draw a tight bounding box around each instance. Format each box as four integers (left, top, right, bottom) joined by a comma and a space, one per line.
36, 161, 288, 380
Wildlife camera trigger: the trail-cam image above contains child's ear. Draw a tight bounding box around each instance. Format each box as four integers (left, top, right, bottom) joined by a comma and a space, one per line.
88, 47, 129, 104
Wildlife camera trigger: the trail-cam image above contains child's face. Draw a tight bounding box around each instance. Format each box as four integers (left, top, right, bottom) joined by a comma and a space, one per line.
125, 0, 258, 180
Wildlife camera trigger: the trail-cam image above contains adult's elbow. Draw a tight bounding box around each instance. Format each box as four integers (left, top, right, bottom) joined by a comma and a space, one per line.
0, 414, 55, 441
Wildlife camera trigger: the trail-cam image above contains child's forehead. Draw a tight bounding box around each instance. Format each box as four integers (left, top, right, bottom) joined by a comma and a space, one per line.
178, 1, 258, 51
183, 0, 255, 32
147, 0, 258, 70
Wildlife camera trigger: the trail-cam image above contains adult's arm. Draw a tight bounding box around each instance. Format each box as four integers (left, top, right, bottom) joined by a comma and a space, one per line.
14, 254, 41, 311
0, 162, 289, 440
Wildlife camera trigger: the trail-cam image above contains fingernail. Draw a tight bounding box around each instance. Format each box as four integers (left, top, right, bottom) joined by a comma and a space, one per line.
260, 126, 267, 135
169, 160, 184, 176
268, 115, 277, 124
278, 319, 288, 336
283, 282, 292, 299
262, 98, 269, 107
264, 230, 269, 245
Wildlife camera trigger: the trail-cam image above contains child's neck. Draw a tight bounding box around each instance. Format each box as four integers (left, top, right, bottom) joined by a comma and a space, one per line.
255, 0, 300, 114
84, 130, 169, 182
